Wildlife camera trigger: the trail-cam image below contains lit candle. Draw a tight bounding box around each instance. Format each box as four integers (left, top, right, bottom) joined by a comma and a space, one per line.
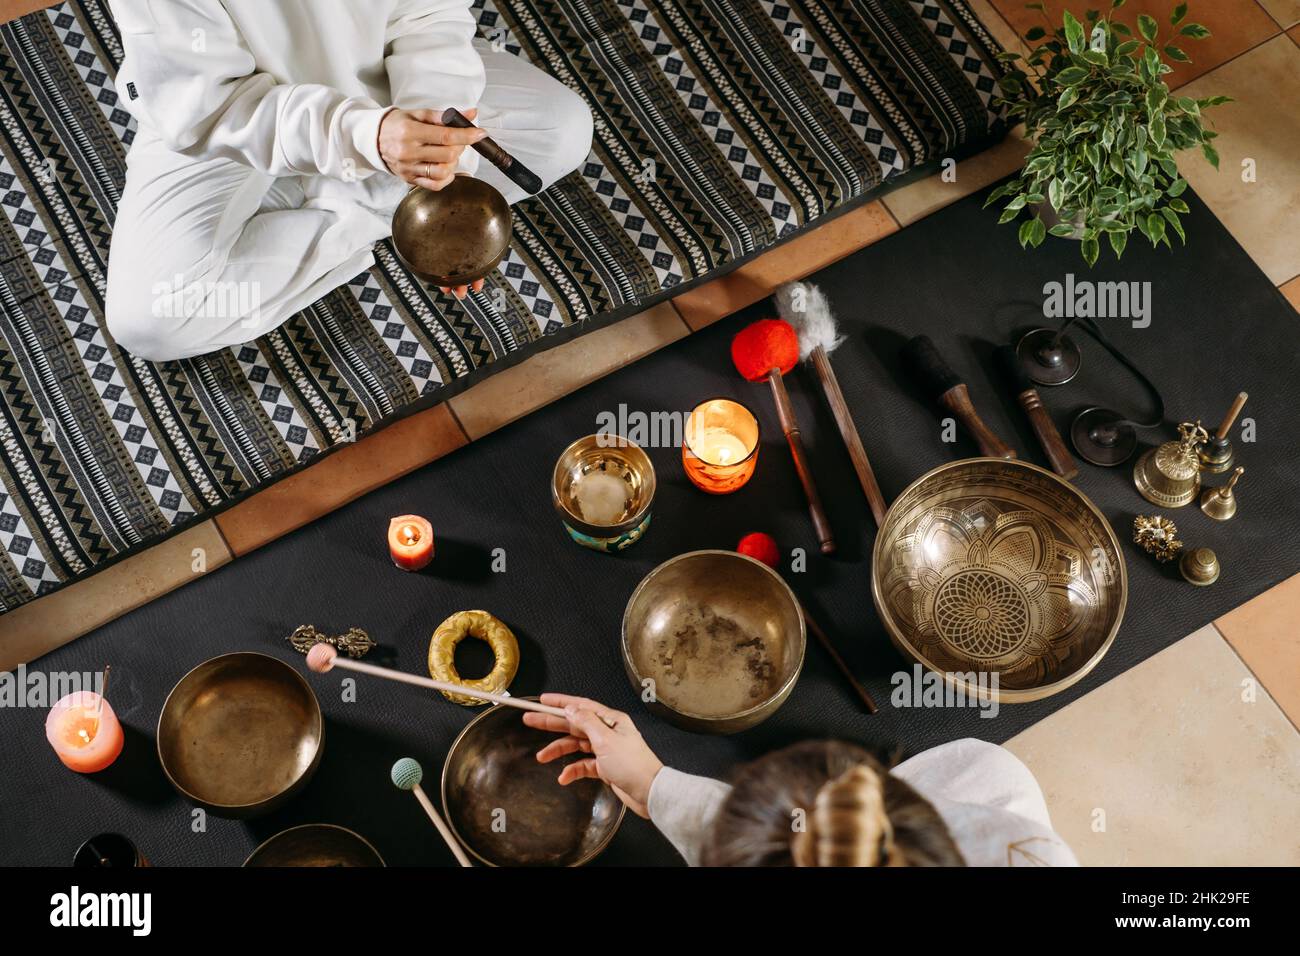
45, 691, 124, 774
388, 515, 435, 571
683, 399, 760, 494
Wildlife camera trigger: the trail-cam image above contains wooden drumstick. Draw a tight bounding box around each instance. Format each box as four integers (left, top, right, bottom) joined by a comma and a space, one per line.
766, 370, 836, 554
391, 758, 474, 867
777, 282, 889, 527
902, 335, 1016, 459
996, 346, 1078, 479
1215, 391, 1248, 440
801, 602, 878, 714
304, 643, 566, 719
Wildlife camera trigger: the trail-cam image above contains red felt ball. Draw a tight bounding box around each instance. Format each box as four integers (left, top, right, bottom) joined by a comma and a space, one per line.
731, 319, 799, 382
737, 532, 781, 569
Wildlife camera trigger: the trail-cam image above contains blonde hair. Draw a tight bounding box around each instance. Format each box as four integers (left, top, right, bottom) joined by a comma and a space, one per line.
702, 740, 964, 867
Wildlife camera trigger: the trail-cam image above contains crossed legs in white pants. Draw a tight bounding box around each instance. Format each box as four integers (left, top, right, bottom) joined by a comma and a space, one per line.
105, 46, 593, 361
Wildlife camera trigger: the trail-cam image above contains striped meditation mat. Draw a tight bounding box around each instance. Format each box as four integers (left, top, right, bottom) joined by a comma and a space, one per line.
0, 0, 1007, 612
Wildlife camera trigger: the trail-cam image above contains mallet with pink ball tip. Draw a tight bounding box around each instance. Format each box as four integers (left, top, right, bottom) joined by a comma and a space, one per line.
304, 643, 566, 718
391, 758, 473, 867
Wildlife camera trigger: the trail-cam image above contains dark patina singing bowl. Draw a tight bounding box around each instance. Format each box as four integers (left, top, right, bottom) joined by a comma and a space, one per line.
391, 176, 512, 287
442, 699, 624, 866
872, 458, 1127, 703
157, 652, 323, 817
243, 824, 384, 867
622, 550, 805, 734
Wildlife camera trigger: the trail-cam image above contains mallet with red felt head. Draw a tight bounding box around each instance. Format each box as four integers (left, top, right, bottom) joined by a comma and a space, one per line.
731, 318, 835, 554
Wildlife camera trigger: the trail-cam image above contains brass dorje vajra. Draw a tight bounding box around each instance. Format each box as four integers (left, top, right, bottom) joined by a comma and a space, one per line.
1134, 421, 1209, 508
288, 624, 375, 659
1133, 514, 1183, 563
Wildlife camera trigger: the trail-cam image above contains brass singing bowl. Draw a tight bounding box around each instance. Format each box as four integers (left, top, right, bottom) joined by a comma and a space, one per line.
157, 652, 324, 817
391, 176, 512, 287
243, 824, 384, 867
441, 699, 624, 866
622, 550, 806, 734
551, 434, 657, 539
872, 459, 1127, 703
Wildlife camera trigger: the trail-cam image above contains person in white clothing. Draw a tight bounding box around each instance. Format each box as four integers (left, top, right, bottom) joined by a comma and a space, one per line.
104, 0, 593, 361
525, 694, 1079, 867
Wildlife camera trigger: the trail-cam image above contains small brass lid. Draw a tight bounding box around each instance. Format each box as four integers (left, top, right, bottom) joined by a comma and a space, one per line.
1180, 547, 1220, 586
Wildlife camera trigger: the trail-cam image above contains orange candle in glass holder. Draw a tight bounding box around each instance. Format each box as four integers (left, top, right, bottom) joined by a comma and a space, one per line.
46, 691, 124, 774
388, 515, 434, 571
682, 399, 760, 494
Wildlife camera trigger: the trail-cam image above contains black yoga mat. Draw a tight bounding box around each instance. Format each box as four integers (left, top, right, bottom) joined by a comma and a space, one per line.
2, 181, 1296, 866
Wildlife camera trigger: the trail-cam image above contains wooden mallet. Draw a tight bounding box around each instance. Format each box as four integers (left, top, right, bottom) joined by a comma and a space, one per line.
391, 757, 473, 867
776, 282, 889, 528
731, 318, 836, 554
304, 643, 567, 719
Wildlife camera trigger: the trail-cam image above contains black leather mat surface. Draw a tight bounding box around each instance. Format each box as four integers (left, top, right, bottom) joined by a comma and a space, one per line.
2, 182, 1297, 867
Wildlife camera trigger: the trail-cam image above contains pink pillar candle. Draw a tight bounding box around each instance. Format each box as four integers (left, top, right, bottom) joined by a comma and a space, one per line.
45, 691, 124, 773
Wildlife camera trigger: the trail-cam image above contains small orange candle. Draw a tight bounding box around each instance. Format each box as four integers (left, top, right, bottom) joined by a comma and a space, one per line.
683, 399, 760, 494
388, 515, 434, 571
45, 691, 123, 774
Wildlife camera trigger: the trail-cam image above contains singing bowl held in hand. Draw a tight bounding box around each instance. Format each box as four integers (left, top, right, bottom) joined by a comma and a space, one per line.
391, 176, 512, 288
157, 652, 323, 817
871, 459, 1126, 703
441, 699, 624, 866
622, 550, 806, 734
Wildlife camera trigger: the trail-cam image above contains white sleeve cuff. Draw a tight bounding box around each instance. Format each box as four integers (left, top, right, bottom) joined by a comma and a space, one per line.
344, 105, 394, 176
647, 767, 733, 867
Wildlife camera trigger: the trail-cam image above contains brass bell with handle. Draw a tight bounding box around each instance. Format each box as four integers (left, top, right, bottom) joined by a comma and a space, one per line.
1133, 421, 1209, 508
1201, 466, 1244, 521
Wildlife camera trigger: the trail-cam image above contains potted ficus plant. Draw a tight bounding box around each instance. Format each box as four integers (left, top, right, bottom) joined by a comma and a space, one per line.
987, 0, 1230, 265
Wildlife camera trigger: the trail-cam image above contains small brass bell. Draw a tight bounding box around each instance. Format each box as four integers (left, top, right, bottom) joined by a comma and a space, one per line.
1134, 422, 1209, 508
1200, 466, 1244, 521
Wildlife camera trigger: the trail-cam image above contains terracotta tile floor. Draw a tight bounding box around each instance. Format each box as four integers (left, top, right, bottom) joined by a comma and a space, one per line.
5, 0, 1300, 866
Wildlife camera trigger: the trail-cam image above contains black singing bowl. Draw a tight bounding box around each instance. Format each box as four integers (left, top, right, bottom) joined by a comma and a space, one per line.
391, 176, 512, 287
442, 699, 625, 866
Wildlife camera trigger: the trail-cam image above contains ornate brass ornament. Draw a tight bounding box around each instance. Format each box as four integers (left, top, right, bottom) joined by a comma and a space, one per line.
1133, 421, 1209, 508
1133, 515, 1184, 563
288, 624, 375, 659
872, 459, 1126, 703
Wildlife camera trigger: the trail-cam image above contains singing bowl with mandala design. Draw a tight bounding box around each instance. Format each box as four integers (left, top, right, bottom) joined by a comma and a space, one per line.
871, 459, 1126, 703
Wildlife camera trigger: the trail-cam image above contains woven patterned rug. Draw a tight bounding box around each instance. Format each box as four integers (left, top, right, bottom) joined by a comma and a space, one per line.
0, 0, 1007, 612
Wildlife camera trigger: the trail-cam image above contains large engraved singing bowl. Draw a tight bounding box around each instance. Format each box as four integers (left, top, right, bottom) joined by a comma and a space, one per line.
391, 176, 512, 287
243, 824, 384, 867
622, 550, 806, 734
872, 459, 1127, 703
157, 652, 324, 818
441, 700, 624, 866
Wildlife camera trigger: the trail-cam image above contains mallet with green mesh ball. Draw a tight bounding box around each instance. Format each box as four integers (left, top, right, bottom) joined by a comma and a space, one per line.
391, 757, 473, 867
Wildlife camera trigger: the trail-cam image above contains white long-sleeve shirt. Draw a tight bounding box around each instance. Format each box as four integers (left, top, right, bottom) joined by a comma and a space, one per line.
110, 0, 485, 181
648, 738, 1079, 867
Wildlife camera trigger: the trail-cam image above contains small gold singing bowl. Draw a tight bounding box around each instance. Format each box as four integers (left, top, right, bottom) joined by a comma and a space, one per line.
552, 435, 656, 551
391, 177, 512, 288
243, 824, 384, 867
622, 550, 806, 734
441, 699, 625, 866
872, 459, 1127, 703
157, 652, 324, 818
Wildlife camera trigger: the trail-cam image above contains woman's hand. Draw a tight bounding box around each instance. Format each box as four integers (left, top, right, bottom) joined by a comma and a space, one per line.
378, 107, 485, 191
378, 108, 488, 300
524, 693, 663, 819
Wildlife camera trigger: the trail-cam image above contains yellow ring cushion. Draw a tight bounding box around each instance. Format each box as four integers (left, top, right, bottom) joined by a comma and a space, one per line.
427, 610, 520, 706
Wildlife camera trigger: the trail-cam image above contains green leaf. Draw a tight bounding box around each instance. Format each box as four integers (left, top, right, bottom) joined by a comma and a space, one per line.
1112, 21, 1132, 36
1030, 216, 1047, 247
1055, 66, 1091, 86
1146, 213, 1166, 244
1025, 2, 1045, 10
1162, 207, 1186, 243
1025, 26, 1047, 41
1137, 14, 1158, 44
1108, 228, 1128, 259
1115, 39, 1141, 56
1063, 10, 1086, 53
984, 182, 1015, 207
1149, 113, 1166, 149
1164, 44, 1190, 62
1081, 49, 1109, 66
1006, 194, 1028, 211
1167, 197, 1190, 214
1057, 86, 1080, 111
1112, 0, 1127, 8
1179, 23, 1210, 39
1081, 236, 1100, 267
999, 205, 1023, 225
1202, 142, 1220, 169
1199, 95, 1233, 108
1048, 177, 1066, 210
1171, 2, 1188, 25
1146, 86, 1168, 113
1049, 223, 1078, 237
